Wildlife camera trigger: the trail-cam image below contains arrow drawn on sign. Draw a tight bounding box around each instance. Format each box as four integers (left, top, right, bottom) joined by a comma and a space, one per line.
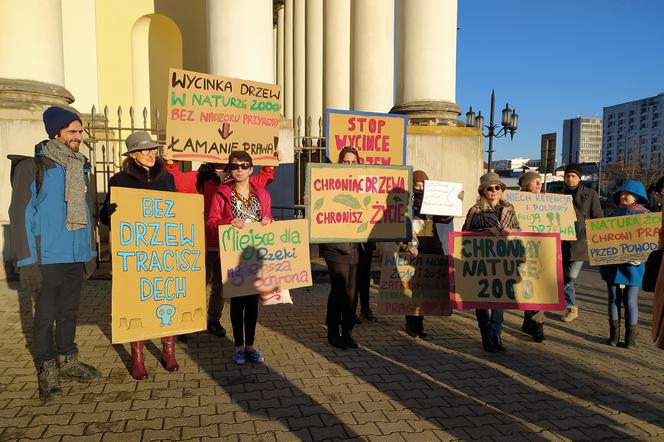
218, 123, 233, 139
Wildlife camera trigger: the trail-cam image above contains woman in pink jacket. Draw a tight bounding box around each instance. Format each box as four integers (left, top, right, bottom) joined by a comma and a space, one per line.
207, 151, 273, 365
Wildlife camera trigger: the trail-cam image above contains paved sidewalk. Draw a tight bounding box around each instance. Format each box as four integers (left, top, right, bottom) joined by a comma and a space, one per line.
1, 267, 664, 441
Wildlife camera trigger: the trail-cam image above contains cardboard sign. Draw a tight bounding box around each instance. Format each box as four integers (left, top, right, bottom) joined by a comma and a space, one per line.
377, 253, 452, 316
306, 163, 412, 243
585, 212, 662, 265
504, 190, 576, 240
448, 232, 564, 310
326, 109, 407, 166
218, 219, 312, 298
111, 188, 206, 344
420, 180, 463, 217
166, 68, 280, 166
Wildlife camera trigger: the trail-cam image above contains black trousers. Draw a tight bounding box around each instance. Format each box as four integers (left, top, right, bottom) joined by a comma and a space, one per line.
325, 260, 358, 332
33, 263, 85, 368
230, 295, 259, 347
355, 242, 375, 313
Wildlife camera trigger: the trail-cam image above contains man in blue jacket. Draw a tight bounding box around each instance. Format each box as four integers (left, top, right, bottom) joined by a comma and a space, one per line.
9, 106, 99, 401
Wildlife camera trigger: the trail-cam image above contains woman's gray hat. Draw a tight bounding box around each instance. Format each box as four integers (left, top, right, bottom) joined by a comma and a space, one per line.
123, 131, 162, 155
478, 172, 506, 194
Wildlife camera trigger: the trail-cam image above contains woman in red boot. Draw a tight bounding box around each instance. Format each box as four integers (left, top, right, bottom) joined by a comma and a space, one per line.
99, 131, 180, 379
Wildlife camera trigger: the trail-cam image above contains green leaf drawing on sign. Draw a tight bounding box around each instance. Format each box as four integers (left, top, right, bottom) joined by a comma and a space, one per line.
390, 195, 403, 203
333, 194, 361, 209
357, 223, 368, 233
363, 196, 371, 208
314, 197, 325, 211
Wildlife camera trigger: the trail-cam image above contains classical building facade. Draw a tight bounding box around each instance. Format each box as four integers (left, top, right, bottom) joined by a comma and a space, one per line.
0, 0, 483, 278
602, 93, 664, 168
561, 117, 602, 165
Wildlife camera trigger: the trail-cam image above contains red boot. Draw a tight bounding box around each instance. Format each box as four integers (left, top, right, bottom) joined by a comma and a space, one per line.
130, 341, 148, 380
160, 336, 179, 372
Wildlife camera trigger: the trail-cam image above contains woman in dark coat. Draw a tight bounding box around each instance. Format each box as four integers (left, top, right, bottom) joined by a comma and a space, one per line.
320, 147, 362, 350
99, 131, 178, 380
600, 180, 650, 348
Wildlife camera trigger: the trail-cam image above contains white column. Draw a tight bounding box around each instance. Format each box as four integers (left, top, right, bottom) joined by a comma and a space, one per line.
0, 0, 65, 86
293, 0, 306, 133
207, 0, 273, 83
305, 0, 323, 136
393, 0, 461, 125
351, 0, 394, 112
284, 0, 294, 120
277, 4, 285, 114
323, 0, 351, 111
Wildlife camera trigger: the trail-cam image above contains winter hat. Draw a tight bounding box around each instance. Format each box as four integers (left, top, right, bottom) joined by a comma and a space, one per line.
478, 172, 506, 194
123, 131, 162, 155
564, 163, 583, 179
43, 106, 82, 139
613, 180, 649, 205
518, 171, 541, 190
413, 170, 429, 186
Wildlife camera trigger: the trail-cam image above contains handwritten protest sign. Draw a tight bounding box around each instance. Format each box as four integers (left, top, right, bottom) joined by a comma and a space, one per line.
377, 253, 452, 316
307, 163, 412, 242
585, 212, 661, 265
504, 190, 576, 240
218, 219, 312, 298
420, 180, 463, 217
326, 109, 407, 165
449, 232, 564, 310
111, 188, 206, 344
166, 68, 280, 166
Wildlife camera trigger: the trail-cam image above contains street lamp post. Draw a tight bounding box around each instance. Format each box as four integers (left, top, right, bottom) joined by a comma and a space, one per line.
465, 90, 518, 171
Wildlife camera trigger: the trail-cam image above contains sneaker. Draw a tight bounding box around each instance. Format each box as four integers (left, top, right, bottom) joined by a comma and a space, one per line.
207, 321, 227, 338
245, 348, 265, 363
562, 307, 578, 323
58, 354, 100, 383
38, 359, 63, 402
232, 350, 246, 365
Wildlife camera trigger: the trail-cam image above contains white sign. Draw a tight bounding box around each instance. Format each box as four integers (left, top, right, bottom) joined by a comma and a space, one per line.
420, 181, 463, 217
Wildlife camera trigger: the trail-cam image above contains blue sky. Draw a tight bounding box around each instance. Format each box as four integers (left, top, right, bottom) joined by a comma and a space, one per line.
456, 0, 664, 164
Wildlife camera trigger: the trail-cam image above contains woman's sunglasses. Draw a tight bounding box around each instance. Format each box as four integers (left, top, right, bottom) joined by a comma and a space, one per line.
228, 162, 251, 171
485, 185, 502, 192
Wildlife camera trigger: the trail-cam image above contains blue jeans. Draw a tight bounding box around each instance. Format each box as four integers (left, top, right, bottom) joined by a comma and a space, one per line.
476, 309, 504, 337
607, 283, 639, 325
563, 260, 584, 307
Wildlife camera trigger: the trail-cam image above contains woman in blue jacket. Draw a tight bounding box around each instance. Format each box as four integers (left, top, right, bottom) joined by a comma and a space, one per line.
600, 180, 650, 348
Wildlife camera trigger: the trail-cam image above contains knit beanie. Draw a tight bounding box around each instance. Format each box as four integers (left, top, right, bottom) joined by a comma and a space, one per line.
564, 163, 582, 179
43, 106, 82, 139
518, 171, 541, 190
478, 172, 506, 194
413, 170, 429, 186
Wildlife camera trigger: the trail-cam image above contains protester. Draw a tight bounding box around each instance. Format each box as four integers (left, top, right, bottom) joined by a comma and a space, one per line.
206, 151, 273, 365
559, 163, 603, 323
161, 147, 278, 338
319, 147, 362, 349
653, 212, 664, 350
396, 170, 458, 338
99, 131, 179, 380
518, 171, 546, 342
9, 107, 99, 400
599, 181, 650, 348
462, 172, 520, 352
647, 176, 663, 212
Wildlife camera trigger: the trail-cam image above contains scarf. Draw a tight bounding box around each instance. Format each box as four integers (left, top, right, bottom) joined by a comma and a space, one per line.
42, 139, 88, 231
616, 203, 649, 215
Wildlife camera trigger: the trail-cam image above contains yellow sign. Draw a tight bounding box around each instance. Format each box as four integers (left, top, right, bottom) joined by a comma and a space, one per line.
111, 188, 206, 344
377, 253, 452, 316
326, 109, 407, 165
449, 232, 564, 310
585, 212, 661, 265
306, 163, 412, 243
166, 68, 280, 166
504, 190, 576, 240
218, 219, 312, 298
